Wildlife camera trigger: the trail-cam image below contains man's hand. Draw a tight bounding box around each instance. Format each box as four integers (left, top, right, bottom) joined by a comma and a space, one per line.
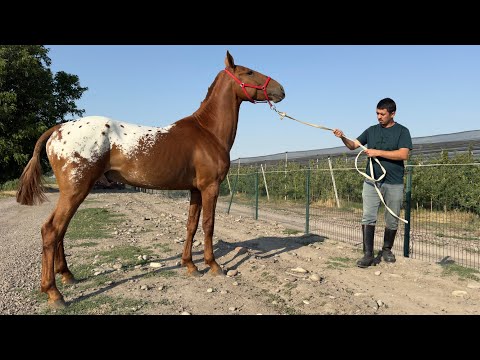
333, 129, 344, 138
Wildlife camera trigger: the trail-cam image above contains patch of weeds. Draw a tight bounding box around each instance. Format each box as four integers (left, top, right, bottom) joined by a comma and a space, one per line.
157, 270, 177, 278
283, 228, 301, 235
260, 271, 279, 284
90, 273, 113, 288
441, 263, 480, 281
142, 269, 177, 279
327, 256, 353, 269
83, 199, 103, 204
152, 243, 172, 253
158, 298, 174, 306
70, 241, 98, 248
29, 288, 47, 303
0, 179, 19, 191
69, 263, 96, 281
282, 282, 297, 298
66, 208, 124, 240
42, 295, 147, 315
97, 245, 154, 267
262, 290, 302, 315
281, 305, 302, 315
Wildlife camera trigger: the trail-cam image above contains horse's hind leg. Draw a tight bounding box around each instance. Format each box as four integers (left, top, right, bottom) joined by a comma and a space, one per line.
200, 184, 224, 276
54, 224, 77, 285
41, 189, 90, 308
181, 189, 202, 276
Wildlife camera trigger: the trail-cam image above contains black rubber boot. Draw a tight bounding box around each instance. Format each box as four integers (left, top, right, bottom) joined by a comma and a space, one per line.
382, 228, 397, 263
357, 225, 375, 268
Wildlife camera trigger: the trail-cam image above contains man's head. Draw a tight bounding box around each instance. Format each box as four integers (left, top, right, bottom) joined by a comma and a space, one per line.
376, 98, 396, 127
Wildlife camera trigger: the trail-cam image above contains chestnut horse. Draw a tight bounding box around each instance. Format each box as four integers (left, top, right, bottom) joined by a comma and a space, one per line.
16, 51, 285, 308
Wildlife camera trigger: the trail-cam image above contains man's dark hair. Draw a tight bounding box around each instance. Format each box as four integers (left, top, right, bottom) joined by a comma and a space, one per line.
377, 98, 396, 114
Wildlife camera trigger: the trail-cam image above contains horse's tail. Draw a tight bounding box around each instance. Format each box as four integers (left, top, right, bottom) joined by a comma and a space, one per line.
16, 125, 60, 206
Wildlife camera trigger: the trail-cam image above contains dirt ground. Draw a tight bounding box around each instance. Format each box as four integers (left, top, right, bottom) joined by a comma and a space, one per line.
1, 189, 479, 315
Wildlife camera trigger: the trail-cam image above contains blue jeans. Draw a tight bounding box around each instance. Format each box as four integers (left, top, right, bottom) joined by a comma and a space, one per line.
361, 180, 404, 230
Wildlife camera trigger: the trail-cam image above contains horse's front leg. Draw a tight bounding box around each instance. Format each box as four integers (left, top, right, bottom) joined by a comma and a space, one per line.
181, 189, 202, 276
200, 184, 224, 276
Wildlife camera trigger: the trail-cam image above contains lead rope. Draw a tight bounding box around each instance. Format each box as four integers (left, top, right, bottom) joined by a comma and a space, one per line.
270, 106, 407, 224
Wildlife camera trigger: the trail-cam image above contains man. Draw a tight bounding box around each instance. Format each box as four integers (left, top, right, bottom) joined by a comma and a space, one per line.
333, 98, 412, 268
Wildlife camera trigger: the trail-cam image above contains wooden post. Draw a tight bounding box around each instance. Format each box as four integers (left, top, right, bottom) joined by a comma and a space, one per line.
226, 174, 232, 195
260, 164, 270, 201
328, 157, 340, 208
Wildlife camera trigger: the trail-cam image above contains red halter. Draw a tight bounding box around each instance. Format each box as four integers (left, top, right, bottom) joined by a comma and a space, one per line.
224, 68, 273, 107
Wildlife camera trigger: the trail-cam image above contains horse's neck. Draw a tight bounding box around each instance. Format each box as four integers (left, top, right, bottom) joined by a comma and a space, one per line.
193, 73, 240, 152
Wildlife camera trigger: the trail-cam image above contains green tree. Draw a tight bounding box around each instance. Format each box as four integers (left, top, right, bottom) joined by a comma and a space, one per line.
0, 45, 87, 183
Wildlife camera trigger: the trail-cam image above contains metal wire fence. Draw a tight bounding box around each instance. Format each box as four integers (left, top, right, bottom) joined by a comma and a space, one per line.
218, 162, 480, 270
131, 160, 480, 270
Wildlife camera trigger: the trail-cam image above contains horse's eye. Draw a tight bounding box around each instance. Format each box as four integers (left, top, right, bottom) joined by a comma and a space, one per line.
247, 70, 253, 75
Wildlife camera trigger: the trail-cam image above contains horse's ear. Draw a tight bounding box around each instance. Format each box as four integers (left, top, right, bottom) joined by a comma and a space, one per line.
225, 51, 235, 69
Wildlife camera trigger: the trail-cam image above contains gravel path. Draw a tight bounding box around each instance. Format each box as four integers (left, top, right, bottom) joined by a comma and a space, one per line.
0, 194, 57, 314
1, 190, 480, 315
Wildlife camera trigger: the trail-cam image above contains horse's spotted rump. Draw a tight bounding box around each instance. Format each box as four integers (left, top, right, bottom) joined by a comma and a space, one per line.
46, 116, 175, 182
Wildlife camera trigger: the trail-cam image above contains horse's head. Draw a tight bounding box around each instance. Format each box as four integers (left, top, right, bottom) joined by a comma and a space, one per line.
224, 51, 285, 105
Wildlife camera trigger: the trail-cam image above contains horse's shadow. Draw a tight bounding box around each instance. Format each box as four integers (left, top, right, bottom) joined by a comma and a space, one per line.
66, 233, 326, 307
213, 233, 326, 271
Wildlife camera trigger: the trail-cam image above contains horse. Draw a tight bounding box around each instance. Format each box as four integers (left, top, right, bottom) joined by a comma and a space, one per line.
16, 51, 285, 308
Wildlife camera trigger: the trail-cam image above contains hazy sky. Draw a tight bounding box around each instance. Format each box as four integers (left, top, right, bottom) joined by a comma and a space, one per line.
46, 45, 480, 160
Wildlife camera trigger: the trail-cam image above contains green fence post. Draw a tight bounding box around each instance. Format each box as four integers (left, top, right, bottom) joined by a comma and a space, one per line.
227, 171, 238, 214
305, 167, 310, 234
255, 170, 259, 220
403, 161, 412, 257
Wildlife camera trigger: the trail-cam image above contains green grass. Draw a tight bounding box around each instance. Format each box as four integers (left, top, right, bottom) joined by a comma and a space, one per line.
42, 295, 147, 315
97, 245, 155, 267
157, 270, 177, 278
441, 263, 480, 281
152, 243, 172, 253
0, 179, 19, 191
262, 290, 302, 315
66, 207, 124, 240
260, 271, 279, 284
283, 228, 301, 235
327, 256, 354, 269
69, 241, 99, 248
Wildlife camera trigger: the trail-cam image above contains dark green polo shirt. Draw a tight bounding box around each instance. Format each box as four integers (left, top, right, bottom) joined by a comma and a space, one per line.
357, 122, 412, 184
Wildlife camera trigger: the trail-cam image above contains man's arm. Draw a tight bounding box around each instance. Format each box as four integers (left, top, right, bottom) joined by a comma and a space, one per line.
333, 129, 361, 150
363, 148, 410, 160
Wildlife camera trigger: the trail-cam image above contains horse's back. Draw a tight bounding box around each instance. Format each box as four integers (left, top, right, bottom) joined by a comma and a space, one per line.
46, 116, 175, 162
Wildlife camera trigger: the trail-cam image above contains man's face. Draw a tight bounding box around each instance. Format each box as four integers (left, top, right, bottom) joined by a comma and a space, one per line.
376, 108, 395, 127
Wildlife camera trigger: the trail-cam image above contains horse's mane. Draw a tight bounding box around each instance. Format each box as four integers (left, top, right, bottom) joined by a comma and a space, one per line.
199, 72, 222, 107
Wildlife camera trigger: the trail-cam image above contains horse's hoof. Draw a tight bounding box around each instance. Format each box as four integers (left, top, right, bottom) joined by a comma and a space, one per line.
48, 298, 66, 309
62, 276, 78, 285
209, 268, 225, 277
187, 269, 202, 277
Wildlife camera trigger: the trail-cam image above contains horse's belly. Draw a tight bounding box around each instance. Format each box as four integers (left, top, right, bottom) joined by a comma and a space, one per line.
106, 169, 193, 190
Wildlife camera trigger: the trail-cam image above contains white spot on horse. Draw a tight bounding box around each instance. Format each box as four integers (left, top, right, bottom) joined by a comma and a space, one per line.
47, 116, 175, 183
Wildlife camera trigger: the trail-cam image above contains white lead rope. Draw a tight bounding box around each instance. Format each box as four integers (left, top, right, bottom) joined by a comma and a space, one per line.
271, 107, 408, 224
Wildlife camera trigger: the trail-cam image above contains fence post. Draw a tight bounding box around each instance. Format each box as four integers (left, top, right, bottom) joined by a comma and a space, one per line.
255, 170, 259, 220
403, 161, 413, 257
260, 164, 270, 201
328, 157, 340, 208
305, 167, 310, 234
227, 170, 239, 214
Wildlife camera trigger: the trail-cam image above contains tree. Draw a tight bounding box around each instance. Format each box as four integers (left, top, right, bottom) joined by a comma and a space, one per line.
0, 45, 87, 183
